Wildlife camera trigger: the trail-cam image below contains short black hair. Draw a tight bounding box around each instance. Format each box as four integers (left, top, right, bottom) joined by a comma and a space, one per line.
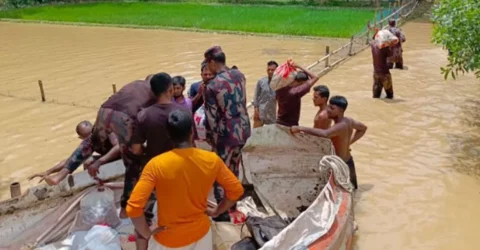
201, 63, 208, 72
167, 110, 193, 144
267, 61, 278, 67
211, 51, 226, 64
150, 73, 172, 97
329, 95, 348, 111
172, 76, 186, 87
231, 65, 238, 70
295, 71, 309, 82
313, 85, 330, 99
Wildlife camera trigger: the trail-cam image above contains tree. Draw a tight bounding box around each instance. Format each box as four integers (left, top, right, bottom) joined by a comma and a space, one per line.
432, 0, 480, 79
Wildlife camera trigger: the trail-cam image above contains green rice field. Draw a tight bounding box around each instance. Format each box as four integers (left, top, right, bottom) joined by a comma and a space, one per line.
0, 3, 374, 37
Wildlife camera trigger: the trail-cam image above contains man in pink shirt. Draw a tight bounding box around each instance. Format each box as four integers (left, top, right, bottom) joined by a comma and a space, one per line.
172, 76, 192, 110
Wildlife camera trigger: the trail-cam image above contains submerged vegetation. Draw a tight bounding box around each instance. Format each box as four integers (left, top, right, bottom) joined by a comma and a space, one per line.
0, 2, 374, 37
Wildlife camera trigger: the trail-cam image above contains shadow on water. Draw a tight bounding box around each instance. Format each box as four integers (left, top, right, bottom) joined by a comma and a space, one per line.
447, 98, 480, 177
381, 98, 407, 104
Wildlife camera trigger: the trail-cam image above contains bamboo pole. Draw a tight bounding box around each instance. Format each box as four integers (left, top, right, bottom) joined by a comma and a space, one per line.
112, 83, 117, 94
38, 80, 46, 102
325, 46, 330, 68
10, 182, 21, 198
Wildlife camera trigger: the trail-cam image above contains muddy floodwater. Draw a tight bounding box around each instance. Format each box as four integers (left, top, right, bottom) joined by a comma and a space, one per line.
1, 21, 480, 250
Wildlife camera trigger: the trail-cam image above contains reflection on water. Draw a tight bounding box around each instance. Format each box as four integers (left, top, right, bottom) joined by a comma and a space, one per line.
0, 21, 480, 250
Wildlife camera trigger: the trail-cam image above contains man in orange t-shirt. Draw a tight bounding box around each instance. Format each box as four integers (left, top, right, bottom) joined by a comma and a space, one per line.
126, 110, 244, 250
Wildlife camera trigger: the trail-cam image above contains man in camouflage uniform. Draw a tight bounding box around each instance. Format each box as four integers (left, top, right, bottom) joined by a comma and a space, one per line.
387, 19, 406, 69
203, 46, 251, 219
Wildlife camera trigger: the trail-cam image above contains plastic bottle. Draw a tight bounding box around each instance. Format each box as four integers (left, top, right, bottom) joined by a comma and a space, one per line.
80, 186, 120, 228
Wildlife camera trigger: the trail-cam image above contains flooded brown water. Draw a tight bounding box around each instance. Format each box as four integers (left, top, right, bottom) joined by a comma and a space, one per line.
1, 21, 480, 250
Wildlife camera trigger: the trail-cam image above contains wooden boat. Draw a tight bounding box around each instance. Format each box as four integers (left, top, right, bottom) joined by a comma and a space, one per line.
0, 125, 354, 250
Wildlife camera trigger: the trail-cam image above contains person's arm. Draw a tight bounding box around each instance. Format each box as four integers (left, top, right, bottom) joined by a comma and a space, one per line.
27, 159, 67, 182
291, 123, 347, 138
350, 119, 367, 145
87, 144, 121, 177
191, 83, 204, 111
253, 80, 262, 120
204, 84, 218, 147
294, 63, 320, 88
207, 158, 244, 217
42, 139, 94, 185
188, 83, 198, 99
126, 161, 159, 239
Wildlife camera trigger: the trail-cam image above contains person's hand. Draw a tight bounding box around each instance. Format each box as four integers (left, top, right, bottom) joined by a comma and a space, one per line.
254, 108, 260, 120
290, 60, 298, 68
28, 172, 47, 183
206, 206, 219, 218
83, 157, 95, 170
290, 126, 301, 134
87, 161, 101, 177
151, 226, 167, 235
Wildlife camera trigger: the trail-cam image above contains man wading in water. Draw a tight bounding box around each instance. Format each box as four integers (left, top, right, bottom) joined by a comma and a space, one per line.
371, 32, 394, 99
291, 96, 367, 190
203, 46, 251, 221
252, 60, 278, 128
312, 85, 332, 129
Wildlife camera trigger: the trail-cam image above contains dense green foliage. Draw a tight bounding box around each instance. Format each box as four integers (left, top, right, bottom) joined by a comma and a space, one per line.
0, 2, 374, 37
432, 0, 480, 79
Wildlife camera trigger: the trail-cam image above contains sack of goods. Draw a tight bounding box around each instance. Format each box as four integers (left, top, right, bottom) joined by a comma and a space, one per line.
193, 105, 212, 151
374, 29, 399, 49
270, 60, 297, 91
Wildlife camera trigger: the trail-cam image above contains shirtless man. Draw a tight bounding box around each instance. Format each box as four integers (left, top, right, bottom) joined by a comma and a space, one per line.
312, 85, 332, 129
27, 121, 120, 185
291, 96, 367, 189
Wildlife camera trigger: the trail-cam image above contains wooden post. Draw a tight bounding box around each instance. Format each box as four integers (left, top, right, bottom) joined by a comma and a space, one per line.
325, 46, 330, 68
38, 80, 46, 102
349, 36, 355, 56
10, 182, 21, 198
112, 84, 117, 94
366, 21, 371, 44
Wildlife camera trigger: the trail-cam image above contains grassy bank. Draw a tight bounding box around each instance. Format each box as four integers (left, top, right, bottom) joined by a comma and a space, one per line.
0, 2, 374, 37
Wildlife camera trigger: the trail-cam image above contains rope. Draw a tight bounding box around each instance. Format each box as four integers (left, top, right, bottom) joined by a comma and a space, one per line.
318, 155, 354, 193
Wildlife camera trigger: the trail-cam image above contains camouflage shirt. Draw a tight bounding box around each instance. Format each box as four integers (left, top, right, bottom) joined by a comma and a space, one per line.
204, 68, 251, 147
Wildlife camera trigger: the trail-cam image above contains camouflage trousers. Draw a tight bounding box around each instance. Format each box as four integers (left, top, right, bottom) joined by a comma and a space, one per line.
213, 145, 243, 204
95, 108, 155, 221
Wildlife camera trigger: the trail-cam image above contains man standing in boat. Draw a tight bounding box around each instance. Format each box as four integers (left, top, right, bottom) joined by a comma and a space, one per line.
252, 60, 278, 128
203, 46, 250, 220
27, 120, 120, 185
276, 61, 319, 127
291, 96, 367, 190
127, 110, 243, 250
312, 85, 332, 129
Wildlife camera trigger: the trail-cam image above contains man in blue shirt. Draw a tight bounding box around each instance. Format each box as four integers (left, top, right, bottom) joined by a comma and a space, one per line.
188, 63, 214, 112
